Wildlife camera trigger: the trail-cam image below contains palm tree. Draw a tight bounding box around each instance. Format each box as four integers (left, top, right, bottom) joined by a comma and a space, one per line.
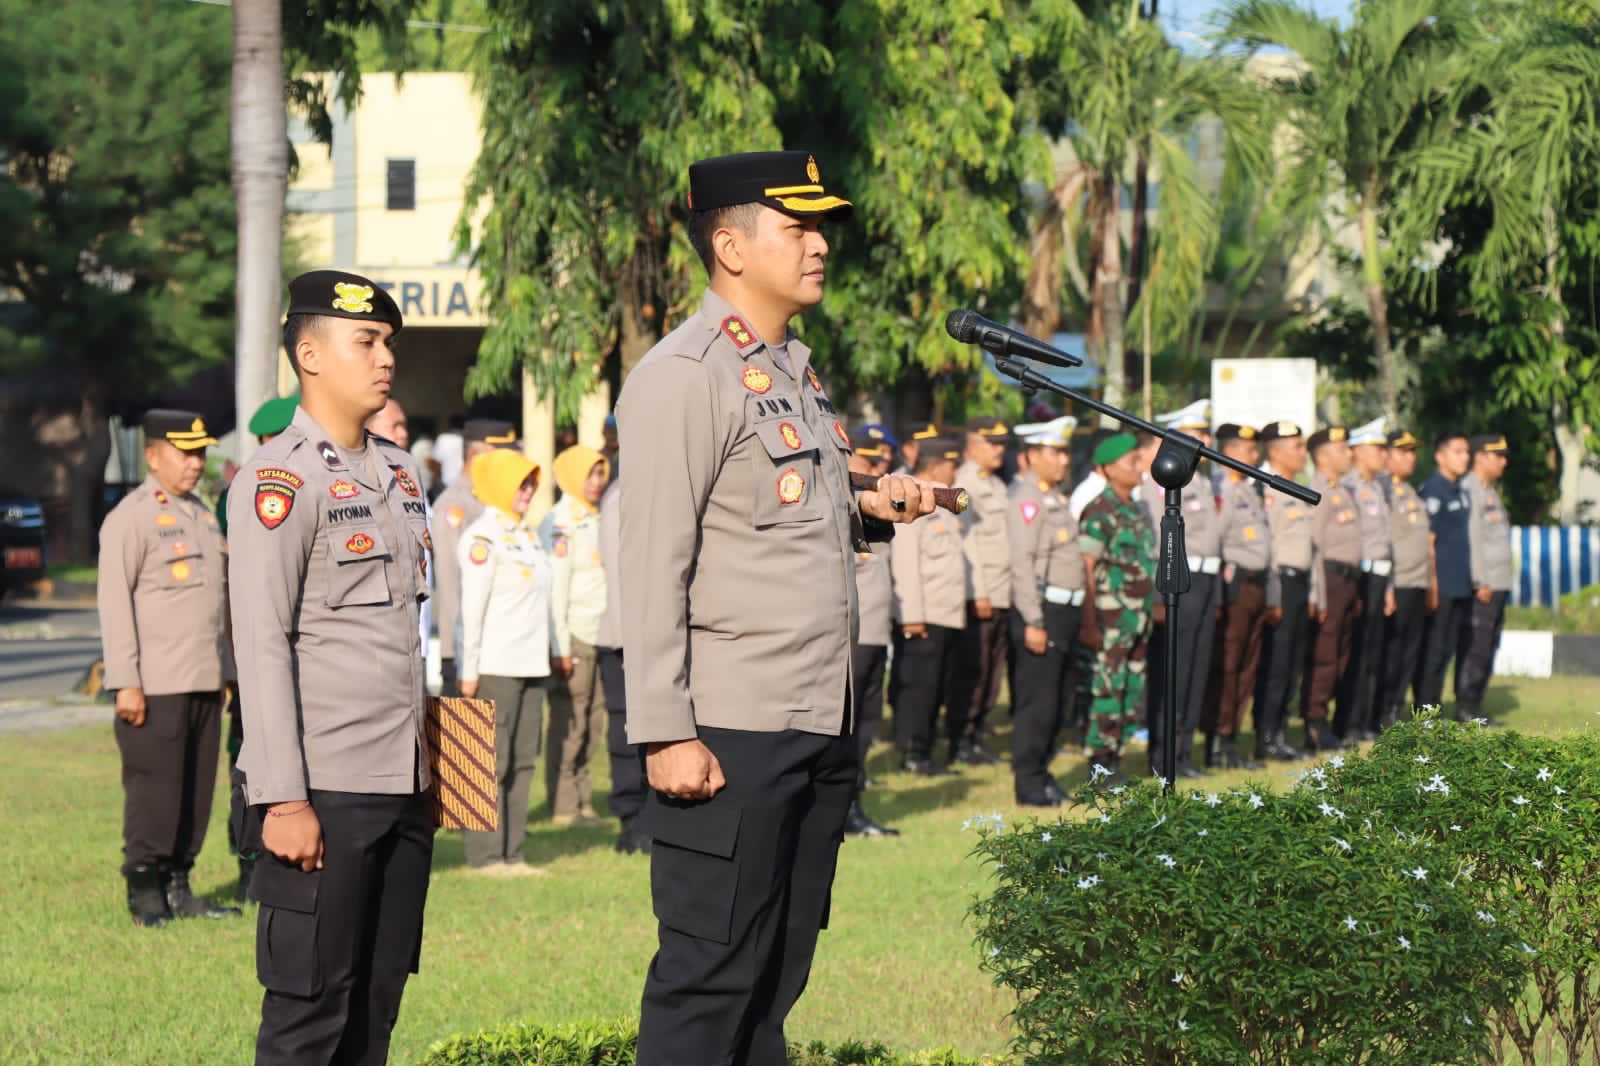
1220, 0, 1467, 422
1023, 0, 1268, 418
232, 0, 287, 463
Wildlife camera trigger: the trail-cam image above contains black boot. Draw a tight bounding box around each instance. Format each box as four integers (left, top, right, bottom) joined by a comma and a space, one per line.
844, 800, 901, 838
1268, 729, 1304, 761
1304, 720, 1347, 754
164, 866, 242, 919
1221, 736, 1264, 771
125, 865, 173, 928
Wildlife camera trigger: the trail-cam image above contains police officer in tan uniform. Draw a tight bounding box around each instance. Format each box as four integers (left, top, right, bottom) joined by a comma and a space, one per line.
1460, 433, 1513, 722
98, 409, 239, 927
1006, 417, 1084, 805
1303, 426, 1360, 750
230, 271, 435, 1065
890, 438, 969, 775
1253, 421, 1313, 758
1379, 428, 1433, 728
1206, 423, 1278, 768
429, 418, 518, 695
615, 152, 935, 1066
1338, 418, 1396, 740
845, 431, 899, 837
949, 416, 1012, 766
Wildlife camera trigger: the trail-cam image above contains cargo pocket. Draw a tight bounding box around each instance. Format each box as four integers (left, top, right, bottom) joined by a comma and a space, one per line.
641, 799, 742, 944
250, 859, 321, 997
750, 418, 824, 530
326, 525, 391, 607
153, 543, 204, 589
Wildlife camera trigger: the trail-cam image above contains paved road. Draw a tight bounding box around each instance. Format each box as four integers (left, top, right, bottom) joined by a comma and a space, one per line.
0, 603, 106, 734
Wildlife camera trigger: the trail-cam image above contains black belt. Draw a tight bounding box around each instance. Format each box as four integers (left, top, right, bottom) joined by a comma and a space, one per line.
1277, 566, 1308, 580
1325, 559, 1361, 581
1231, 567, 1269, 585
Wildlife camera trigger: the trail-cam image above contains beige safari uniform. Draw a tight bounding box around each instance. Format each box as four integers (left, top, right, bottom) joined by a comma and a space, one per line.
890, 508, 970, 630
954, 461, 1012, 609
546, 495, 607, 656
1265, 485, 1313, 575
855, 546, 894, 648
1008, 477, 1085, 626
1344, 469, 1394, 585
97, 476, 232, 694
1308, 472, 1362, 610
1463, 472, 1514, 591
1218, 475, 1277, 604
229, 408, 432, 804
1387, 474, 1431, 590
616, 290, 877, 745
428, 476, 482, 661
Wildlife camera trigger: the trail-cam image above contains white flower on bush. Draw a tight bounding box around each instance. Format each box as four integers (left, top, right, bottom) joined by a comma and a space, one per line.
1152, 815, 1168, 830
1332, 837, 1352, 853
1536, 767, 1552, 782
1531, 858, 1545, 870
988, 946, 1001, 958
1090, 763, 1113, 780
1318, 802, 1347, 820
1076, 875, 1100, 890
1421, 774, 1451, 796
1450, 824, 1463, 832
1554, 785, 1568, 796
1247, 793, 1264, 809
1040, 831, 1053, 843
1099, 814, 1111, 824
1172, 971, 1184, 984
1329, 755, 1345, 769
1343, 915, 1359, 932
1156, 853, 1177, 869
1407, 866, 1428, 881
1521, 942, 1538, 955
1476, 910, 1496, 925
1512, 795, 1530, 807
1205, 793, 1222, 807
1156, 776, 1169, 789
1415, 755, 1431, 765
1178, 1020, 1190, 1033
1110, 785, 1127, 796
1398, 936, 1412, 950
1502, 760, 1517, 771
1195, 829, 1208, 838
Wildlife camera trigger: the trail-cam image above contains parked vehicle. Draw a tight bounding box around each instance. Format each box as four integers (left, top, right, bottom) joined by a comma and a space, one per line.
0, 487, 47, 594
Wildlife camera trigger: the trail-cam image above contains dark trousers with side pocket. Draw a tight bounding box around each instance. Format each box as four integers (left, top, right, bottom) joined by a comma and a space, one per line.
115, 690, 221, 875
1380, 587, 1428, 723
1009, 603, 1081, 798
253, 789, 435, 1066
599, 646, 646, 822
891, 624, 960, 761
637, 725, 857, 1066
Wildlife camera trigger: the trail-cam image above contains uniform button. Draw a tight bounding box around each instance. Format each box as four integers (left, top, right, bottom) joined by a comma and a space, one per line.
253, 787, 263, 798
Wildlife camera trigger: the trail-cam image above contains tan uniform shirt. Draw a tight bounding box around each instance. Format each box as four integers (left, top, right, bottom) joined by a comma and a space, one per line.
1309, 470, 1362, 609
616, 289, 875, 745
1218, 475, 1272, 572
855, 546, 894, 648
428, 476, 482, 660
1463, 472, 1514, 591
890, 508, 969, 629
229, 408, 431, 804
1386, 474, 1432, 590
955, 461, 1012, 608
543, 495, 607, 654
1008, 477, 1085, 626
1265, 484, 1314, 573
1344, 470, 1394, 580
97, 476, 231, 695
594, 480, 623, 649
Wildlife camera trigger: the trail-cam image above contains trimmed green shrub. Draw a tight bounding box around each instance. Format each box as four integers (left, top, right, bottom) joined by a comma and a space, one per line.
969, 770, 1529, 1064
1310, 717, 1600, 1064
419, 1020, 992, 1065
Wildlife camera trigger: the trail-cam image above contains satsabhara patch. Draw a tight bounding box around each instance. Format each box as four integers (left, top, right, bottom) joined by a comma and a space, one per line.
779, 422, 803, 450
391, 467, 421, 497
806, 366, 823, 392
777, 467, 805, 505
346, 532, 376, 555
254, 467, 304, 530
742, 365, 772, 395
328, 480, 360, 501
317, 441, 343, 470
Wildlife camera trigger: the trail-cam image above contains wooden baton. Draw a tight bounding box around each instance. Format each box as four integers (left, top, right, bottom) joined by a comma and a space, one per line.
848, 471, 970, 515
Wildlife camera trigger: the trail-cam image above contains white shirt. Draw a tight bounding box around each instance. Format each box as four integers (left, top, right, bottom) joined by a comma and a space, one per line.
434, 431, 465, 488
457, 507, 555, 681
1068, 471, 1107, 520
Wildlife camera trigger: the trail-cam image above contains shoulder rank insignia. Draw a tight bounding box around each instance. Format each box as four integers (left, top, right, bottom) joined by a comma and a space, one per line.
721, 315, 756, 349
254, 467, 304, 530
779, 422, 803, 450
153, 490, 169, 505
445, 504, 465, 529
391, 467, 421, 498
741, 365, 773, 395
346, 532, 376, 555
806, 366, 823, 392
777, 468, 806, 505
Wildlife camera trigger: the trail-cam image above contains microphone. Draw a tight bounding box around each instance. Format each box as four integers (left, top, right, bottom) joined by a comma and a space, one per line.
945, 309, 1083, 368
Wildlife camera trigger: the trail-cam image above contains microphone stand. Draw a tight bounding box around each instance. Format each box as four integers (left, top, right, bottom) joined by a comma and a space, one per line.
990, 356, 1320, 793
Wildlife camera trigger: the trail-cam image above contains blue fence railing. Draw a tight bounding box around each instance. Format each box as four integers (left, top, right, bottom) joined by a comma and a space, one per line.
1512, 525, 1600, 608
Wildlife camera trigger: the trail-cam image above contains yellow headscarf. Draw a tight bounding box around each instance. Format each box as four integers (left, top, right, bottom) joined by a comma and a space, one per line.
470, 449, 540, 517
552, 445, 609, 515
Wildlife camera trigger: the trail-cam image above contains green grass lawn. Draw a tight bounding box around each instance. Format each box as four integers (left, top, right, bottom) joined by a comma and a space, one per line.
1, 677, 1596, 1064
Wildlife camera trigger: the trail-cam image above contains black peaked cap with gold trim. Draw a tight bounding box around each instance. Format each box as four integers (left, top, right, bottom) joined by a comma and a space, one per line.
463, 419, 518, 447
688, 151, 852, 219
144, 409, 219, 451
287, 269, 403, 331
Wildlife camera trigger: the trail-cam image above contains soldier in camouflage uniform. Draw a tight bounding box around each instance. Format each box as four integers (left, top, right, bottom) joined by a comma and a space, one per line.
1078, 433, 1159, 780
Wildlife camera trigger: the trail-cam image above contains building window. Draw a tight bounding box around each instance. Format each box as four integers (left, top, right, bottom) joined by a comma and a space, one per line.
386, 158, 416, 211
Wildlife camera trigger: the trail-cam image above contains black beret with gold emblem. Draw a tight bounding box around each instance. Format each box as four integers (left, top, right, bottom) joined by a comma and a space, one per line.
287, 269, 402, 331
1257, 420, 1303, 442
687, 151, 852, 219
1215, 423, 1259, 443
1307, 426, 1348, 452
144, 409, 218, 451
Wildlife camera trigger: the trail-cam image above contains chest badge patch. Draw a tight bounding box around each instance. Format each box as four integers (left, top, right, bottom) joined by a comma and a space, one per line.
777, 468, 806, 505
170, 561, 191, 582
468, 540, 491, 566
741, 365, 772, 395
156, 514, 177, 528
328, 480, 360, 501
391, 467, 421, 498
1020, 501, 1039, 525
317, 440, 343, 470
806, 366, 823, 392
779, 422, 803, 450
346, 532, 376, 555
1244, 526, 1257, 540
1057, 528, 1070, 543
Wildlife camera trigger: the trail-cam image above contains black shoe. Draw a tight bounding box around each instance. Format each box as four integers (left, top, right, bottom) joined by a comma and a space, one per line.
1221, 738, 1264, 771
1175, 762, 1206, 780
235, 857, 255, 904
614, 816, 652, 855
1268, 730, 1305, 761
844, 801, 901, 837
1043, 780, 1069, 804
165, 867, 242, 919
125, 865, 172, 928
1016, 791, 1063, 808
959, 742, 1001, 767
902, 757, 953, 777
1304, 722, 1347, 754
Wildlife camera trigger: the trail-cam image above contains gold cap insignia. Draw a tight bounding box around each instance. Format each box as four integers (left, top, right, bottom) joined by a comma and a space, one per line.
332, 282, 375, 314
806, 155, 820, 183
